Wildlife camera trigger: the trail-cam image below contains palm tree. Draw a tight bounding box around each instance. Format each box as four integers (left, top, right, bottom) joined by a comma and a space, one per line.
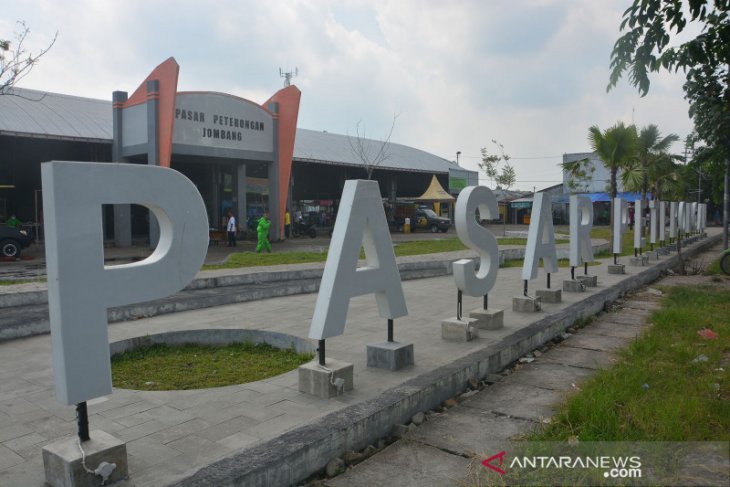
578, 122, 638, 248
621, 124, 681, 207
587, 122, 638, 201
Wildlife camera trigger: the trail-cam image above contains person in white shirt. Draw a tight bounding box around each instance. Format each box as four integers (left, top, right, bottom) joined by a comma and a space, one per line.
226, 210, 237, 247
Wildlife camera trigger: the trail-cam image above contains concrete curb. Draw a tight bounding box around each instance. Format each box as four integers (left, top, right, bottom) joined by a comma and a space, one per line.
0, 242, 610, 342
0, 243, 610, 308
178, 234, 719, 487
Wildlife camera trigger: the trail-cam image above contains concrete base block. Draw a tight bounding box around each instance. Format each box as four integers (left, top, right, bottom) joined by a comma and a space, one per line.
630, 256, 648, 266
607, 264, 625, 274
562, 279, 586, 293
42, 430, 128, 487
645, 250, 660, 261
468, 308, 504, 330
441, 318, 479, 341
298, 358, 354, 398
536, 288, 562, 303
367, 341, 414, 371
668, 243, 677, 251
576, 275, 598, 287
512, 296, 541, 313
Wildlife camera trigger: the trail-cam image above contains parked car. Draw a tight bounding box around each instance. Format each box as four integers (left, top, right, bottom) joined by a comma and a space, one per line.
392, 203, 450, 233
0, 226, 32, 258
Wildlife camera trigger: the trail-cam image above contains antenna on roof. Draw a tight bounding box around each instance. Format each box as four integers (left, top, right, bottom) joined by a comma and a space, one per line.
279, 67, 299, 87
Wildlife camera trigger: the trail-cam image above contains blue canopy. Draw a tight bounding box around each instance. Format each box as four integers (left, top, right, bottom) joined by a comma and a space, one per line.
554, 192, 649, 204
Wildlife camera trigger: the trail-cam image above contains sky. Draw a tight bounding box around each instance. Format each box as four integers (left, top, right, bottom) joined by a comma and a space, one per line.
3, 0, 695, 191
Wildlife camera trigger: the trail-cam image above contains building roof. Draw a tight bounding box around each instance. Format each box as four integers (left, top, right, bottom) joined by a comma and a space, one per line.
0, 88, 112, 142
1, 87, 459, 174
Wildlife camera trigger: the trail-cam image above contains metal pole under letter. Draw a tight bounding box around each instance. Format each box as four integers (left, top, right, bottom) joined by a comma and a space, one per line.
318, 339, 325, 366
456, 290, 463, 320
76, 402, 90, 442
387, 319, 394, 342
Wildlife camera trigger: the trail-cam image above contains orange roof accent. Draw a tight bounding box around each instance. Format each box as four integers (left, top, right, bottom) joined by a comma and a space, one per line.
263, 85, 301, 237
123, 57, 179, 168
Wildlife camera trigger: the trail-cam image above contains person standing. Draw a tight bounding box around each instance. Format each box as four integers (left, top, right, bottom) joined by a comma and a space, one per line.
256, 212, 272, 253
5, 215, 21, 229
226, 210, 237, 247
285, 209, 291, 238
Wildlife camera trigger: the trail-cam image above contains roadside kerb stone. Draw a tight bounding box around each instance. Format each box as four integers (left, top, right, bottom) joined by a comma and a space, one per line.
177, 234, 719, 487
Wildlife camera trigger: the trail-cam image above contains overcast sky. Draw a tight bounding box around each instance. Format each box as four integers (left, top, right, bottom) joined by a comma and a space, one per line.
4, 0, 694, 191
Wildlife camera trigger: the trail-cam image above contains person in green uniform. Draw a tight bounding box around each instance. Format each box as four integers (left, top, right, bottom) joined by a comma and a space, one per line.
5, 215, 21, 228
256, 212, 272, 253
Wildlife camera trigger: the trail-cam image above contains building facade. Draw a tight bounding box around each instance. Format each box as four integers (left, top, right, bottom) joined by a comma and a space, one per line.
0, 58, 475, 244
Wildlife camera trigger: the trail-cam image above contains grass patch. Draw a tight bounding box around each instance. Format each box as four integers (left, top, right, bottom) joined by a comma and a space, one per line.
111, 342, 313, 391
0, 278, 47, 286
203, 251, 328, 270
590, 226, 638, 257
203, 237, 570, 270
530, 285, 730, 441
704, 254, 730, 278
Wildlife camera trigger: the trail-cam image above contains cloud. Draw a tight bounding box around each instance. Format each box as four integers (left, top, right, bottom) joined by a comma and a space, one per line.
4, 0, 695, 191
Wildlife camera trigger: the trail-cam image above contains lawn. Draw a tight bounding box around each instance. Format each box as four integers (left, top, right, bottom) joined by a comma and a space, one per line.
202, 236, 568, 270
111, 342, 313, 391
529, 285, 730, 442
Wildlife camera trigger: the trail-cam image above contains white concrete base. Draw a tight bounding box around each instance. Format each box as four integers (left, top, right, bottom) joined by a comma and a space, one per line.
536, 288, 562, 303
441, 318, 479, 341
645, 250, 660, 261
630, 256, 648, 266
576, 275, 598, 287
42, 430, 128, 487
562, 279, 586, 293
607, 264, 626, 274
512, 296, 541, 313
298, 358, 354, 398
366, 341, 414, 371
468, 308, 504, 330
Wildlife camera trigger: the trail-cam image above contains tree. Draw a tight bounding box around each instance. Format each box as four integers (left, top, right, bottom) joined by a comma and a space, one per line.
479, 139, 516, 189
562, 156, 597, 193
586, 122, 638, 201
621, 124, 681, 206
608, 0, 730, 248
1, 21, 58, 95
347, 114, 399, 180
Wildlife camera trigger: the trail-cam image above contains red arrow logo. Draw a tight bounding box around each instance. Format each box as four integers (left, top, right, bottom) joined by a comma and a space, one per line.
482, 451, 507, 475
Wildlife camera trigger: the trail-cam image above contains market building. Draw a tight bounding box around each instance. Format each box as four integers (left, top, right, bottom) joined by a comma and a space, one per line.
0, 58, 476, 244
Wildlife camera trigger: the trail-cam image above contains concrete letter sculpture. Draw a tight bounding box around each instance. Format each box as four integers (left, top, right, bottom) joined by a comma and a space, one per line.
613, 197, 629, 255
522, 192, 558, 281
669, 201, 678, 240
453, 185, 499, 296
309, 179, 407, 341
569, 195, 594, 267
42, 162, 208, 405
634, 199, 646, 250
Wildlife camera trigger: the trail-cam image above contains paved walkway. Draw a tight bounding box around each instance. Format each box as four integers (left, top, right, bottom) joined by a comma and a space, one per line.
0, 231, 720, 486
327, 240, 730, 487
327, 289, 662, 486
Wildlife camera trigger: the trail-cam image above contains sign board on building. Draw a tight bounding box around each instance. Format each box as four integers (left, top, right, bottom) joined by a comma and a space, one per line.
449, 168, 479, 194
172, 93, 274, 154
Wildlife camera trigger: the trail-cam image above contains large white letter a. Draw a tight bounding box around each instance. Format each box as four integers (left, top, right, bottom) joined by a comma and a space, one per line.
309, 180, 408, 340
